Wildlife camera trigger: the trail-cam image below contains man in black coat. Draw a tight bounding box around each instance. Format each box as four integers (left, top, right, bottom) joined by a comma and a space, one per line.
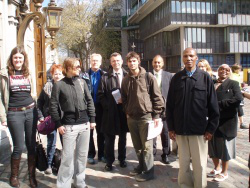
166, 48, 220, 188
151, 55, 172, 164
97, 52, 129, 171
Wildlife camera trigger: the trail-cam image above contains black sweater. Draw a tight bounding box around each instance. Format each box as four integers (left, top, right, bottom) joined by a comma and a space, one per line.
49, 77, 95, 128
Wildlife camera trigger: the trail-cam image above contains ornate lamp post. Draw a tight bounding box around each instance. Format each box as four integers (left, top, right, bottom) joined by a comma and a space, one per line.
17, 0, 63, 46
131, 42, 136, 51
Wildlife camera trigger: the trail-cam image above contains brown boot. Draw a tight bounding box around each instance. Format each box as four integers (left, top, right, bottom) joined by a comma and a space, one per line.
9, 156, 21, 187
28, 155, 37, 188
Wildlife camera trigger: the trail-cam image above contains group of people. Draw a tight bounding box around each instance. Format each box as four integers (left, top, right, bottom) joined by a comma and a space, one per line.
0, 46, 246, 188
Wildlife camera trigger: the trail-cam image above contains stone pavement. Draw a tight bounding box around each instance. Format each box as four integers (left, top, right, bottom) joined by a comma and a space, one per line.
0, 107, 249, 188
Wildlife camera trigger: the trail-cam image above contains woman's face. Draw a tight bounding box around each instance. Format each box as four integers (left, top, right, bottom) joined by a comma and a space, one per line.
198, 62, 207, 72
69, 61, 81, 77
12, 53, 24, 70
218, 65, 231, 80
52, 69, 64, 82
234, 69, 240, 74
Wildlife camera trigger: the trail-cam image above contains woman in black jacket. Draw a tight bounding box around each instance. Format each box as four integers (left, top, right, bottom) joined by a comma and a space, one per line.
208, 64, 242, 182
37, 64, 64, 174
50, 57, 96, 188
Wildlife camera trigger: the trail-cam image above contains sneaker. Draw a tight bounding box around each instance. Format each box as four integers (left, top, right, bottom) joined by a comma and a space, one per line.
44, 167, 52, 175
135, 172, 154, 182
119, 161, 127, 168
98, 157, 106, 163
240, 123, 249, 129
87, 158, 96, 165
104, 164, 113, 171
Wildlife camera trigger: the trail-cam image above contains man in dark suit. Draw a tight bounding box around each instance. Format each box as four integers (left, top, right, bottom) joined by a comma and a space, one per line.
151, 55, 172, 164
97, 52, 129, 171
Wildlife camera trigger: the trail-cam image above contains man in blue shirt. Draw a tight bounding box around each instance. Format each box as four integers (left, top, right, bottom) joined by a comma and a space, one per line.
85, 53, 106, 164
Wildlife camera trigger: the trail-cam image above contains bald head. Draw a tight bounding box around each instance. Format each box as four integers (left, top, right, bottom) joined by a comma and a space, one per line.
182, 47, 198, 71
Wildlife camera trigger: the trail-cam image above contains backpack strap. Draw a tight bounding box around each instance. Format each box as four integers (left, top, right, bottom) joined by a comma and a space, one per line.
145, 72, 151, 95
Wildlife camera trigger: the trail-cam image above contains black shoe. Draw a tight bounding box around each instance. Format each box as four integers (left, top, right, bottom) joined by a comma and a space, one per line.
135, 172, 154, 182
130, 168, 142, 176
161, 156, 170, 164
104, 164, 113, 171
120, 161, 127, 168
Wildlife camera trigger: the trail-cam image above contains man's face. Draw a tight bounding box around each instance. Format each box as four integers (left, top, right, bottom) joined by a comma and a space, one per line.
110, 55, 123, 71
152, 57, 164, 72
183, 49, 198, 71
127, 57, 139, 71
90, 55, 102, 72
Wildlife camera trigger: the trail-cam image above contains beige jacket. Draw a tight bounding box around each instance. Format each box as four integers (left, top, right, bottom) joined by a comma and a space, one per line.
0, 68, 36, 123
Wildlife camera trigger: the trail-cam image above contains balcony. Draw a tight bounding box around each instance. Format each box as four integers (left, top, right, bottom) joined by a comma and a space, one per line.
128, 0, 165, 24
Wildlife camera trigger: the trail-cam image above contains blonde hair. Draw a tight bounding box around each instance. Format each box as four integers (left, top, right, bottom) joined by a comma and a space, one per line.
198, 59, 213, 76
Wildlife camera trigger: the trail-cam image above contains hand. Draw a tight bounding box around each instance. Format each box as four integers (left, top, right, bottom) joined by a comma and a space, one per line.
169, 131, 176, 141
90, 123, 96, 129
117, 98, 122, 104
38, 117, 44, 123
153, 118, 161, 128
58, 126, 66, 135
204, 131, 213, 141
1, 122, 7, 127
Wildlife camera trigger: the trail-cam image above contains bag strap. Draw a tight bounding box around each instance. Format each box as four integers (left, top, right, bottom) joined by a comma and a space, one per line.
145, 72, 151, 96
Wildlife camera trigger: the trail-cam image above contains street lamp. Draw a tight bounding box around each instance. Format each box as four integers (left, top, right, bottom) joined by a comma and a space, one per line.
43, 0, 63, 40
17, 0, 63, 45
131, 42, 136, 51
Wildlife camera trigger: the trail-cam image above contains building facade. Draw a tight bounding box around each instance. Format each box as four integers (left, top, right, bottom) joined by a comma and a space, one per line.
123, 0, 250, 72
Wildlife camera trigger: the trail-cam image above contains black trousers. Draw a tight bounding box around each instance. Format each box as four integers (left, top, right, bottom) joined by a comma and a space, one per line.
88, 103, 105, 159
153, 120, 170, 157
105, 131, 127, 165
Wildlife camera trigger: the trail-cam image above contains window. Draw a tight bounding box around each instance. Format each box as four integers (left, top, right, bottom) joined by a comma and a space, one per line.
171, 1, 176, 13
176, 1, 181, 13
196, 2, 201, 14
241, 55, 250, 68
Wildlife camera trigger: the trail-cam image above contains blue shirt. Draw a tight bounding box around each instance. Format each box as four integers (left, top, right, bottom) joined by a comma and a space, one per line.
90, 69, 101, 103
185, 67, 196, 77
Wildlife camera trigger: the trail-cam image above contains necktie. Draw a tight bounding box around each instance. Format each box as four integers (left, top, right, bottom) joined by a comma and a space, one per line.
115, 73, 120, 88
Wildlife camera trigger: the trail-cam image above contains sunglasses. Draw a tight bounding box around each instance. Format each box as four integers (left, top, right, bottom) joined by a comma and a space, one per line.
73, 65, 81, 69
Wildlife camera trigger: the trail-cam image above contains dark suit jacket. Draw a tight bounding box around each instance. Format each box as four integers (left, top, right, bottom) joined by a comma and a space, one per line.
216, 78, 243, 138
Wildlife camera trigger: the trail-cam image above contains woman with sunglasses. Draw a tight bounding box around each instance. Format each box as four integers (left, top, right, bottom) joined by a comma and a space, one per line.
50, 57, 96, 188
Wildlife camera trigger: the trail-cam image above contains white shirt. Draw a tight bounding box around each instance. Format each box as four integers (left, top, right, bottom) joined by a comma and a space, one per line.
113, 69, 123, 88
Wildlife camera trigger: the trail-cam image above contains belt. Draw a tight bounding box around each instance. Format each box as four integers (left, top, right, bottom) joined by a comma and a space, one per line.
8, 103, 35, 112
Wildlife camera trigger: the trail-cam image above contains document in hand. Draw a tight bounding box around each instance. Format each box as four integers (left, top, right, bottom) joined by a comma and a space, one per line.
147, 119, 163, 140
112, 89, 121, 104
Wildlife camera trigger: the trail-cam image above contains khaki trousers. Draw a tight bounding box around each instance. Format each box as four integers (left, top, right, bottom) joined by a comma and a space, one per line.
176, 135, 208, 188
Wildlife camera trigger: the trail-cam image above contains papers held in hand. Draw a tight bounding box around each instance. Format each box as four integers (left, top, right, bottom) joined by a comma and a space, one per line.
147, 119, 163, 140
112, 89, 121, 104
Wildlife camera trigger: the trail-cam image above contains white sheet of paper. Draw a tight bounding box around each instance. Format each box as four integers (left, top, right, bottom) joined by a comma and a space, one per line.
112, 89, 121, 104
147, 119, 163, 140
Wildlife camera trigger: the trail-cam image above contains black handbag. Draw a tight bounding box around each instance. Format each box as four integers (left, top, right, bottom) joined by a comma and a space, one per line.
36, 132, 48, 171
51, 148, 62, 174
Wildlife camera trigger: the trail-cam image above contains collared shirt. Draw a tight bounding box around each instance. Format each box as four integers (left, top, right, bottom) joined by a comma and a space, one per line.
185, 67, 196, 77
153, 69, 162, 89
90, 69, 101, 103
113, 69, 123, 88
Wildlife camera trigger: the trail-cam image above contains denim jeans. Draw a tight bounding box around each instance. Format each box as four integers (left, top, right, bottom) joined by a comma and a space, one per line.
47, 130, 57, 166
57, 123, 90, 188
7, 107, 38, 158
